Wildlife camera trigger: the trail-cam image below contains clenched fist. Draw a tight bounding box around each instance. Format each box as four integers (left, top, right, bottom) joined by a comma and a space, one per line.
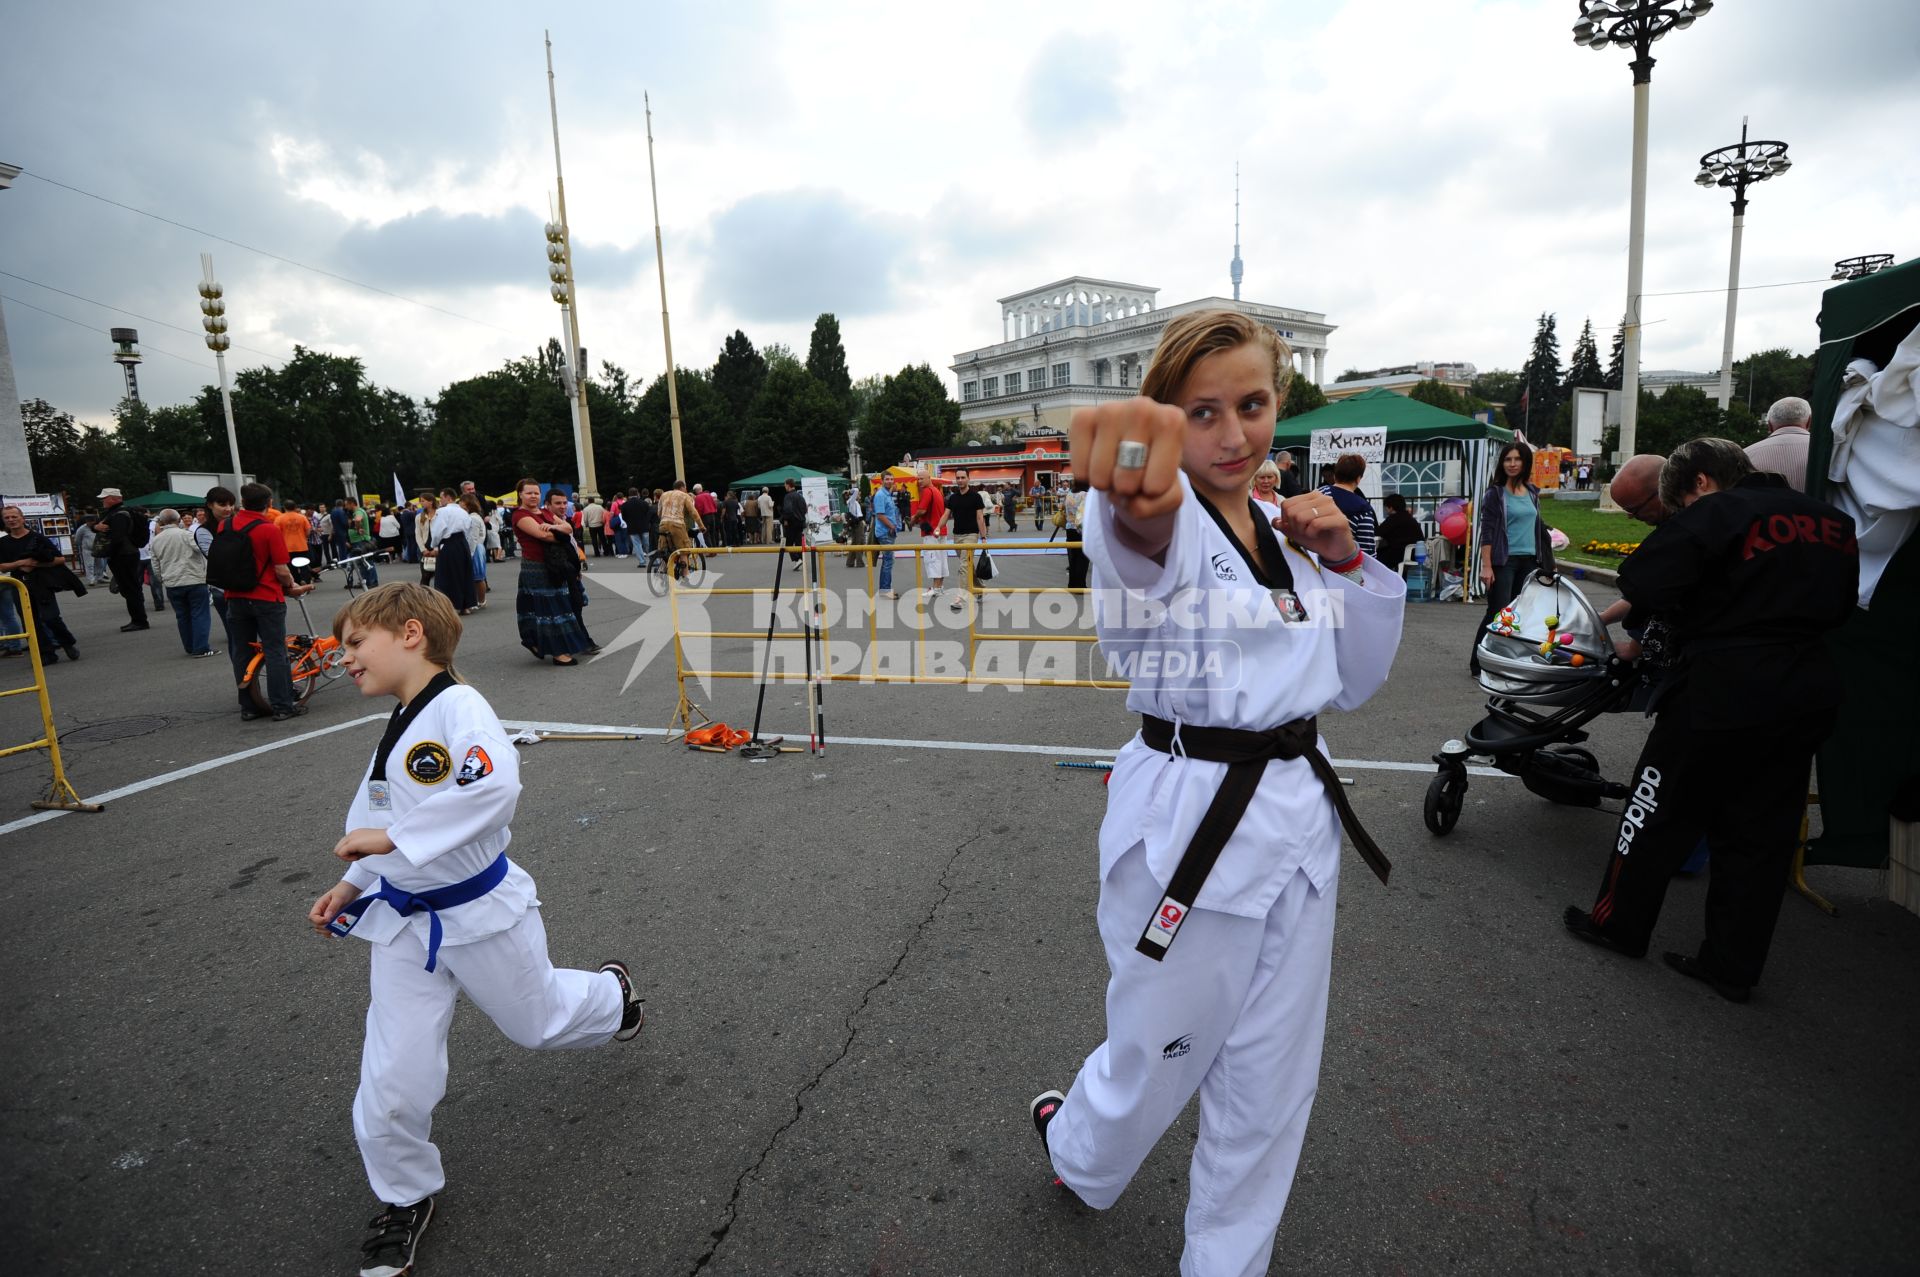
1274, 492, 1359, 564
1069, 399, 1187, 523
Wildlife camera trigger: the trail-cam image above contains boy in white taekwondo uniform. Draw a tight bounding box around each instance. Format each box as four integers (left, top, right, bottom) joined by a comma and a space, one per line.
306, 583, 642, 1277
1029, 311, 1404, 1277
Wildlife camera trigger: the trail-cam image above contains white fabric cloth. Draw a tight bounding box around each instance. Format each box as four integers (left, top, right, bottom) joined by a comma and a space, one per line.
1047, 475, 1402, 1274
428, 502, 469, 550
1827, 330, 1920, 606
339, 684, 536, 950
1048, 848, 1337, 1277
1085, 476, 1405, 917
353, 907, 623, 1204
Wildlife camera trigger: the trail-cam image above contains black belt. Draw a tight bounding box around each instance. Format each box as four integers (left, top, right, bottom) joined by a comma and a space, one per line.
1134, 714, 1391, 961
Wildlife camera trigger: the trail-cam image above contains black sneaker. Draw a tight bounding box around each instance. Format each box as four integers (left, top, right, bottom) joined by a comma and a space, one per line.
1029, 1089, 1065, 1148
1663, 952, 1752, 1004
272, 705, 310, 722
1562, 906, 1645, 959
602, 960, 645, 1041
62, 645, 79, 661
358, 1196, 434, 1277
120, 622, 150, 632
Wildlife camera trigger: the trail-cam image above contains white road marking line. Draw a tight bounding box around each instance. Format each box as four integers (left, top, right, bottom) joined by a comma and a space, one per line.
0, 713, 388, 839
498, 720, 1513, 776
0, 709, 1511, 842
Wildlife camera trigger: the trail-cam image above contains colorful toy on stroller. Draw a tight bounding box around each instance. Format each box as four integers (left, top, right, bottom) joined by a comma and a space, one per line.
1425, 571, 1640, 835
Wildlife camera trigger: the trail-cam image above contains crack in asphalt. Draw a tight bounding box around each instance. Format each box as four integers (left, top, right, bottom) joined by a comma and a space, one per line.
687, 832, 980, 1275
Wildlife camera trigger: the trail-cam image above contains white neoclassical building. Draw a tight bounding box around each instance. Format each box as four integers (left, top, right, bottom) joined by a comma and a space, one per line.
950, 276, 1335, 434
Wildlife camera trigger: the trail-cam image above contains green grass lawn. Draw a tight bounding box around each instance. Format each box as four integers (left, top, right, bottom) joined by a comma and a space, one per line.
1536, 495, 1646, 567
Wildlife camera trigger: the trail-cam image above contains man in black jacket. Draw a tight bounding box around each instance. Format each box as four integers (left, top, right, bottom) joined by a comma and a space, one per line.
1565, 439, 1859, 1001
780, 479, 808, 565
91, 488, 148, 630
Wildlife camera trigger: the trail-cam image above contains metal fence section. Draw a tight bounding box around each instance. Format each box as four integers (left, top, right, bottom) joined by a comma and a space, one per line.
663, 539, 1124, 734
0, 578, 102, 813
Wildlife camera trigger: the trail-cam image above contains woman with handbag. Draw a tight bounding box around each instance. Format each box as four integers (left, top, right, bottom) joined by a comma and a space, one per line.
509, 480, 590, 667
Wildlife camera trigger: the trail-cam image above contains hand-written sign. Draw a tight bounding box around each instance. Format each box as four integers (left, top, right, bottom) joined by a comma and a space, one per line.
1308, 427, 1387, 466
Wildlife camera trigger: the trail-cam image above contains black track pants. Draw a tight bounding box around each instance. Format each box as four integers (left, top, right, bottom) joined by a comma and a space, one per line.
1587, 703, 1830, 988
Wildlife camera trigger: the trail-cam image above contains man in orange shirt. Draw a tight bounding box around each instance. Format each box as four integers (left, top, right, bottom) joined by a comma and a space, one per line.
277, 501, 316, 582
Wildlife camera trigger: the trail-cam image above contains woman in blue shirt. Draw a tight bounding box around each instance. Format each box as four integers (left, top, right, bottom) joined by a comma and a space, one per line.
1471, 441, 1555, 673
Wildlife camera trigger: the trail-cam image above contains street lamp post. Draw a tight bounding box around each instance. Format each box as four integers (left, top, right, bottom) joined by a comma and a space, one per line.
544, 32, 597, 497
1832, 254, 1895, 281
1572, 0, 1714, 459
1696, 119, 1790, 410
543, 219, 589, 493
197, 253, 244, 485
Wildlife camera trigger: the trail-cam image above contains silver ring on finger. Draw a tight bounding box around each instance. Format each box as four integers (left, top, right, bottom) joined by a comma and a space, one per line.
1115, 440, 1149, 471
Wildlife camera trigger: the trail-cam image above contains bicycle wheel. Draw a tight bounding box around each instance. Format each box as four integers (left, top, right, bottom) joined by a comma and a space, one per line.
646, 557, 669, 597
316, 644, 348, 681
678, 558, 705, 588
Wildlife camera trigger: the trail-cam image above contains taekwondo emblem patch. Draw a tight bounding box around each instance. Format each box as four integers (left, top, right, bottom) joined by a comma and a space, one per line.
1162, 1034, 1193, 1060
1209, 552, 1240, 582
456, 745, 493, 786
405, 741, 453, 785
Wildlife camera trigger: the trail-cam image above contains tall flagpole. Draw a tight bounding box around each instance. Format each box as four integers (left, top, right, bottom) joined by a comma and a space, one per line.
645, 92, 686, 485
545, 32, 598, 496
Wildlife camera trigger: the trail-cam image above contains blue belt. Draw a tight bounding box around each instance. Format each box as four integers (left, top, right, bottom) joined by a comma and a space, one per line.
329, 852, 510, 972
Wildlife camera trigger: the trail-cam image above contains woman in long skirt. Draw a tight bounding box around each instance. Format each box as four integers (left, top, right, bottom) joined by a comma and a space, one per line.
508, 479, 589, 667
428, 489, 478, 613
462, 495, 490, 609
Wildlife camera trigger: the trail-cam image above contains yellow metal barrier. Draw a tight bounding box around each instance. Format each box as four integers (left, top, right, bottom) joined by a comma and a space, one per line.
661, 538, 1123, 735
0, 577, 102, 813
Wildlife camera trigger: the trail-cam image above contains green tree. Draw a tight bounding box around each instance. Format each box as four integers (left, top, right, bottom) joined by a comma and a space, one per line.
1605, 319, 1625, 390
711, 329, 767, 425
1407, 378, 1468, 416
1279, 375, 1328, 420
1565, 318, 1605, 390
805, 314, 852, 407
1334, 368, 1369, 383
762, 342, 802, 375
1631, 384, 1725, 458
1469, 369, 1522, 418
626, 367, 731, 488
1515, 313, 1564, 441
21, 398, 82, 492
431, 346, 574, 492
1731, 347, 1814, 415
739, 363, 846, 475
860, 364, 961, 470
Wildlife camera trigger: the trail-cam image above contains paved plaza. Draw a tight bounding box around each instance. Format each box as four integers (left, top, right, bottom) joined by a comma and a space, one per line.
2, 551, 1915, 1275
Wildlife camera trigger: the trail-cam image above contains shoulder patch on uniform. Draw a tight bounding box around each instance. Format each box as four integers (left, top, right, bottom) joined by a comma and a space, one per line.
456, 745, 493, 786
405, 741, 453, 785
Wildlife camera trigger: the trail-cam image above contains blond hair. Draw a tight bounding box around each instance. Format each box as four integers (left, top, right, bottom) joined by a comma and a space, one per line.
1140, 309, 1294, 407
331, 582, 463, 672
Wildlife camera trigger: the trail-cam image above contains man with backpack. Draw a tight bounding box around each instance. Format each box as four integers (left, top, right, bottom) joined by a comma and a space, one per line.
91, 487, 150, 631
209, 482, 316, 722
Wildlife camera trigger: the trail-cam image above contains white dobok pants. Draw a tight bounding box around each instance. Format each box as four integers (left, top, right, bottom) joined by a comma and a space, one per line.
1047, 844, 1339, 1277
353, 907, 624, 1206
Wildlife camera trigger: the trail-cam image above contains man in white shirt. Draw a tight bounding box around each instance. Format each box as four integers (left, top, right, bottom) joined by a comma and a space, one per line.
1745, 396, 1812, 492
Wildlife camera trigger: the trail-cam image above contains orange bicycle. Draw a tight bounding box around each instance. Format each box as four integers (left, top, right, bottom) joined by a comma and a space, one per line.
238, 564, 347, 712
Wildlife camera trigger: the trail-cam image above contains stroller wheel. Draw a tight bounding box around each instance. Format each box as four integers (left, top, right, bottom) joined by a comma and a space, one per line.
1424, 771, 1467, 835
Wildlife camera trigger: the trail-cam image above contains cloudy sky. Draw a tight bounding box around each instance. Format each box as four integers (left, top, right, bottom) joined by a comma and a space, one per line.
3, 0, 1915, 427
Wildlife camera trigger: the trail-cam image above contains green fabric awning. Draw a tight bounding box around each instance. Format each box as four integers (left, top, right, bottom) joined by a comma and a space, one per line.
1273, 387, 1514, 447
121, 490, 207, 508
1805, 255, 1920, 869
731, 465, 838, 490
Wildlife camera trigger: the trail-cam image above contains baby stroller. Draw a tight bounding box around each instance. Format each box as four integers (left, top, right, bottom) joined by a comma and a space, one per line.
1424, 572, 1640, 835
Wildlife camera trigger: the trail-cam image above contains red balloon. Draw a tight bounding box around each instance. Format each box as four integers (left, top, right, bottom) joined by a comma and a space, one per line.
1440, 512, 1469, 546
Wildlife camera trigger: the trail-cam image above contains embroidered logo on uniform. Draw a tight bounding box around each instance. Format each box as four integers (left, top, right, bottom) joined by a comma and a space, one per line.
1209, 552, 1239, 582
405, 741, 453, 785
1162, 1034, 1193, 1060
456, 745, 493, 786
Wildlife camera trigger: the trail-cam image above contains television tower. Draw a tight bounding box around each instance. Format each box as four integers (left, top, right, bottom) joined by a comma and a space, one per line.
110, 328, 143, 404
1229, 163, 1244, 302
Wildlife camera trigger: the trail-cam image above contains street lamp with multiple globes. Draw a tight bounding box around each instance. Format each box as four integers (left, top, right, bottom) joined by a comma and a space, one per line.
1832, 254, 1895, 281
1695, 119, 1790, 410
1571, 0, 1714, 460
197, 253, 244, 484
543, 219, 589, 493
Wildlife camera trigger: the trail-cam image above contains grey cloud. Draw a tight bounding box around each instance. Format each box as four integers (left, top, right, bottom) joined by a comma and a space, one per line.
697, 189, 914, 323
333, 209, 651, 292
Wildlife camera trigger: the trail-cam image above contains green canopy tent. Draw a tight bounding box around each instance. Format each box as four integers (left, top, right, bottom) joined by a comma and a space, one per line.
1273, 388, 1515, 595
1803, 256, 1920, 870
731, 464, 837, 490
122, 490, 207, 509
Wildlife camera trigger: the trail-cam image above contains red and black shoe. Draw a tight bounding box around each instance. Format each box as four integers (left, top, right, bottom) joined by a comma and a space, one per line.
1029, 1089, 1075, 1192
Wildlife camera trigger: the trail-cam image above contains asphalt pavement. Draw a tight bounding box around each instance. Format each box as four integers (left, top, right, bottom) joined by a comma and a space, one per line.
2, 546, 1914, 1276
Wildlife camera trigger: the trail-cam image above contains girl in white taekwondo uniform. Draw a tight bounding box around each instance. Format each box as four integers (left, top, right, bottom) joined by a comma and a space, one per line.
306, 583, 641, 1277
1030, 310, 1405, 1277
